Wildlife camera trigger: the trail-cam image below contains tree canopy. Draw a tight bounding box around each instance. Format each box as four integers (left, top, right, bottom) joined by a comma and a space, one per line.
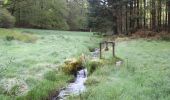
88, 0, 170, 34
0, 0, 170, 33
1, 0, 88, 30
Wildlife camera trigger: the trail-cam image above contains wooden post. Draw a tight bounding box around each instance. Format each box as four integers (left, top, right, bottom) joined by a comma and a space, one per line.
99, 41, 115, 59
100, 43, 102, 59
112, 42, 115, 57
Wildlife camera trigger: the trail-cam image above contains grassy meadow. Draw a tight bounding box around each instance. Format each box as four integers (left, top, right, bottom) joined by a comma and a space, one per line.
70, 39, 170, 100
1, 28, 170, 100
0, 28, 101, 100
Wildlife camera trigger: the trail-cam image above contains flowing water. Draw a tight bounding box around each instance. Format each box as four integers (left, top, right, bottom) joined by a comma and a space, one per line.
52, 49, 99, 100
52, 48, 122, 100
53, 69, 88, 100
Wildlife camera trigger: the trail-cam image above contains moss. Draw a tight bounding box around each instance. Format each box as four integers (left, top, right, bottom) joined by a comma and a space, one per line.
62, 58, 83, 75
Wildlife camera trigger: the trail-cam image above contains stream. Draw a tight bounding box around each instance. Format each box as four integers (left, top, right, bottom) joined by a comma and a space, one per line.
52, 69, 87, 100
52, 49, 99, 100
52, 48, 122, 100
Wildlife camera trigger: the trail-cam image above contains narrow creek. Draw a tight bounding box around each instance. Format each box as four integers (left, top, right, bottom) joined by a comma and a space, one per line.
52, 69, 87, 100
52, 48, 100, 100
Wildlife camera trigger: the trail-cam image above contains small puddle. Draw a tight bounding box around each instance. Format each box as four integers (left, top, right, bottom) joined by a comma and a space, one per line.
53, 69, 87, 100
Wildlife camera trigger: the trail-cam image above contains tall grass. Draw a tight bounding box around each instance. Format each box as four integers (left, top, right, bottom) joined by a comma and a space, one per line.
0, 28, 37, 43
17, 72, 72, 100
70, 39, 170, 100
0, 28, 101, 99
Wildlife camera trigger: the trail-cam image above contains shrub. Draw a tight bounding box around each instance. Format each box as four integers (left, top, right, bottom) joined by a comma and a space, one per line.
0, 8, 15, 28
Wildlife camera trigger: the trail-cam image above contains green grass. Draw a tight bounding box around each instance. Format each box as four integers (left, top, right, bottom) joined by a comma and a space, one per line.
70, 39, 170, 100
0, 28, 37, 43
0, 28, 101, 99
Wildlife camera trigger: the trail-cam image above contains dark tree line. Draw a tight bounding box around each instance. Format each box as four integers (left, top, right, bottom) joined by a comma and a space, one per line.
88, 0, 170, 35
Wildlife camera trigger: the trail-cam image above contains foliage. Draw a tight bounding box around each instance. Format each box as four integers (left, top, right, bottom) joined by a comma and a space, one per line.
88, 0, 170, 34
0, 7, 15, 28
10, 0, 69, 30
3, 0, 88, 30
67, 0, 88, 30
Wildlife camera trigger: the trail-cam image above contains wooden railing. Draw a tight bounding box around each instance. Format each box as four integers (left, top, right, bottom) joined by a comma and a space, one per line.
99, 41, 115, 59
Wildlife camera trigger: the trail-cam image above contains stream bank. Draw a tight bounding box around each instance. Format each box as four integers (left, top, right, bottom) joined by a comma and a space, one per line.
51, 48, 101, 100
51, 46, 122, 100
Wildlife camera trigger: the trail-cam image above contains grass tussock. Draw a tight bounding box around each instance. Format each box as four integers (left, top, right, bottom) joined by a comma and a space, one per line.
62, 58, 83, 75
0, 28, 37, 43
85, 59, 104, 75
17, 72, 72, 100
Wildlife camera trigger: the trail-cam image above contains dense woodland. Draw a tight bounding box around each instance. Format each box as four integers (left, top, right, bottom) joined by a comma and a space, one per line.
88, 0, 170, 34
0, 0, 88, 30
0, 0, 170, 34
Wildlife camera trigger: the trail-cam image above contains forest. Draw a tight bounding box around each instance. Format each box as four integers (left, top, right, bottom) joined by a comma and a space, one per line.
0, 0, 170, 100
0, 0, 170, 33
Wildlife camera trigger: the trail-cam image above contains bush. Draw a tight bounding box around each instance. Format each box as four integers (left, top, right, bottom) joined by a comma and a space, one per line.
0, 8, 15, 28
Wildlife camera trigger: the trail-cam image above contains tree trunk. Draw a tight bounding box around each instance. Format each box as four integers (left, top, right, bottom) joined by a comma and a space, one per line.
168, 0, 170, 32
157, 0, 162, 32
126, 3, 128, 34
151, 0, 156, 31
143, 0, 146, 28
137, 0, 140, 29
130, 0, 133, 34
